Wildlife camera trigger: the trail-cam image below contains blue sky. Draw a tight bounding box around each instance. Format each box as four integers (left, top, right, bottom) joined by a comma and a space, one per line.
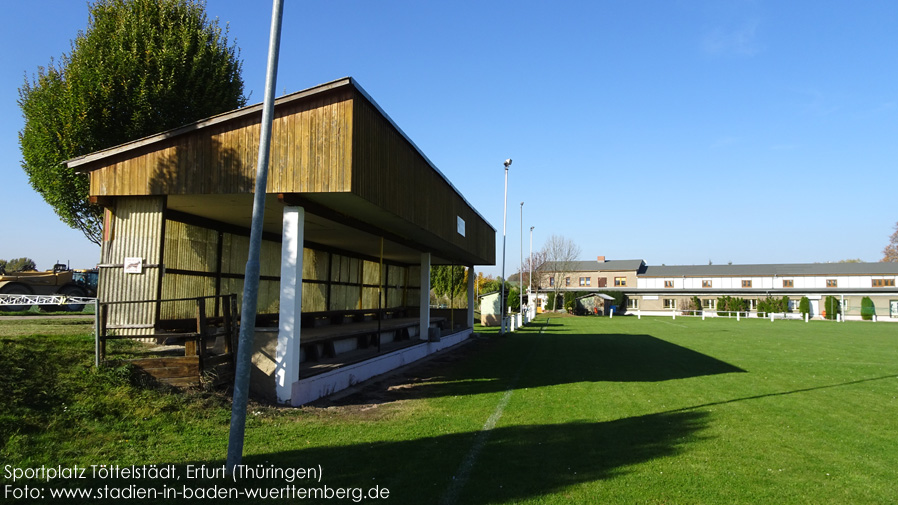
2, 0, 896, 276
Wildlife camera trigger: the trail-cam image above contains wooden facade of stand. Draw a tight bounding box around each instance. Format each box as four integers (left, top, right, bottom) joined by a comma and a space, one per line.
78, 79, 493, 263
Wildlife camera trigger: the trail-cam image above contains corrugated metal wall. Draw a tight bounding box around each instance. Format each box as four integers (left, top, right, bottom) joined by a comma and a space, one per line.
160, 218, 282, 320
302, 248, 328, 311
99, 197, 164, 335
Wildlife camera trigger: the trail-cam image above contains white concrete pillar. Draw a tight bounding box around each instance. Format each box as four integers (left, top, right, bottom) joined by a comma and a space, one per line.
276, 206, 304, 404
736, 312, 740, 322
467, 266, 475, 329
420, 252, 431, 340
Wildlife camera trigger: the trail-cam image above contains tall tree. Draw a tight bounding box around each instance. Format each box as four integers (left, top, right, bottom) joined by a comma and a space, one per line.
19, 0, 246, 245
542, 234, 582, 310
3, 258, 38, 273
524, 249, 548, 293
882, 222, 898, 262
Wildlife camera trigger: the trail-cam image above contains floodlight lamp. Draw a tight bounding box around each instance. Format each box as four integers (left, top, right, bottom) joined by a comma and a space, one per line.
504, 159, 512, 168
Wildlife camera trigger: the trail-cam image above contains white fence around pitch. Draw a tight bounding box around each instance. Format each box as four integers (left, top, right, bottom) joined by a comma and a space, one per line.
630, 309, 892, 322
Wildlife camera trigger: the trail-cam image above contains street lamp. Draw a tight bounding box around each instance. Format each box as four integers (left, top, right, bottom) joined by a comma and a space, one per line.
500, 158, 511, 335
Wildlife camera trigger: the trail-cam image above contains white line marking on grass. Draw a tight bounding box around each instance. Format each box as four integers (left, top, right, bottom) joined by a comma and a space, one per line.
656, 319, 688, 328
440, 388, 514, 505
439, 318, 547, 505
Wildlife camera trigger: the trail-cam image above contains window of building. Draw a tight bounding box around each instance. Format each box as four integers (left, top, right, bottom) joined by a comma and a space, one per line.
826, 279, 838, 288
747, 299, 757, 310
627, 298, 639, 309
664, 280, 674, 288
663, 298, 676, 309
742, 280, 752, 288
702, 280, 712, 288
783, 279, 794, 288
549, 276, 554, 287
701, 299, 716, 309
872, 279, 896, 287
565, 277, 571, 287
614, 277, 627, 287
579, 277, 591, 287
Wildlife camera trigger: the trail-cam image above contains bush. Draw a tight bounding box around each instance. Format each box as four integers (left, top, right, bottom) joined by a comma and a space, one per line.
563, 291, 591, 314
717, 296, 748, 316
596, 290, 627, 309
690, 296, 702, 315
823, 296, 840, 320
507, 289, 520, 313
545, 293, 557, 311
758, 296, 789, 317
799, 296, 810, 316
861, 297, 875, 321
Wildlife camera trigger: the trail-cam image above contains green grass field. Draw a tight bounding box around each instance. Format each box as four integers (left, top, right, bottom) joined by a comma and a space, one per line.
1, 315, 896, 504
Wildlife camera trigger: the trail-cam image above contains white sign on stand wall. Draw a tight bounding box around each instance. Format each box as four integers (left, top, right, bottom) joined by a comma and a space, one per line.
124, 257, 143, 274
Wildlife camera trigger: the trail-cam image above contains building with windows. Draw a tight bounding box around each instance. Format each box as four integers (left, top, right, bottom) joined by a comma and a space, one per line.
538, 257, 898, 320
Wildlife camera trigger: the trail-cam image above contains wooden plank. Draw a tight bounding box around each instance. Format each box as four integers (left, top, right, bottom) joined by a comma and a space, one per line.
137, 364, 199, 379
130, 356, 199, 368
160, 377, 200, 387
202, 354, 233, 368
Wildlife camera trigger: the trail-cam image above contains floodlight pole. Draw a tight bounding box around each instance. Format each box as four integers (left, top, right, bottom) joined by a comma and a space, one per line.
226, 0, 284, 475
529, 225, 534, 316
519, 201, 524, 320
500, 159, 511, 334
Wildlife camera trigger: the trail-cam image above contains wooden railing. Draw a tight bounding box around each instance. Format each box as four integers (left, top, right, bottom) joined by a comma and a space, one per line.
95, 294, 238, 387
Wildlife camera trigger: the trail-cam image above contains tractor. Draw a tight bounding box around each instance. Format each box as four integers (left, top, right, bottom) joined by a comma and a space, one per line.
0, 263, 97, 312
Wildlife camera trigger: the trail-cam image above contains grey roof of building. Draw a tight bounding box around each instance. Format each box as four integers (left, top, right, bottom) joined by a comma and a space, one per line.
577, 293, 615, 300
640, 263, 898, 277
546, 259, 646, 272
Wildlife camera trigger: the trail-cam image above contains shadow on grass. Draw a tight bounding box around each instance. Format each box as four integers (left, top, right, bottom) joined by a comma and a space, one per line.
258, 410, 710, 505
34, 411, 707, 505
664, 374, 898, 414
327, 329, 745, 406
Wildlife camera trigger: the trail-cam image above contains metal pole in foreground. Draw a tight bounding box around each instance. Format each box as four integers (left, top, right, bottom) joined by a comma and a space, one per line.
500, 159, 511, 334
226, 0, 285, 475
94, 299, 100, 368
